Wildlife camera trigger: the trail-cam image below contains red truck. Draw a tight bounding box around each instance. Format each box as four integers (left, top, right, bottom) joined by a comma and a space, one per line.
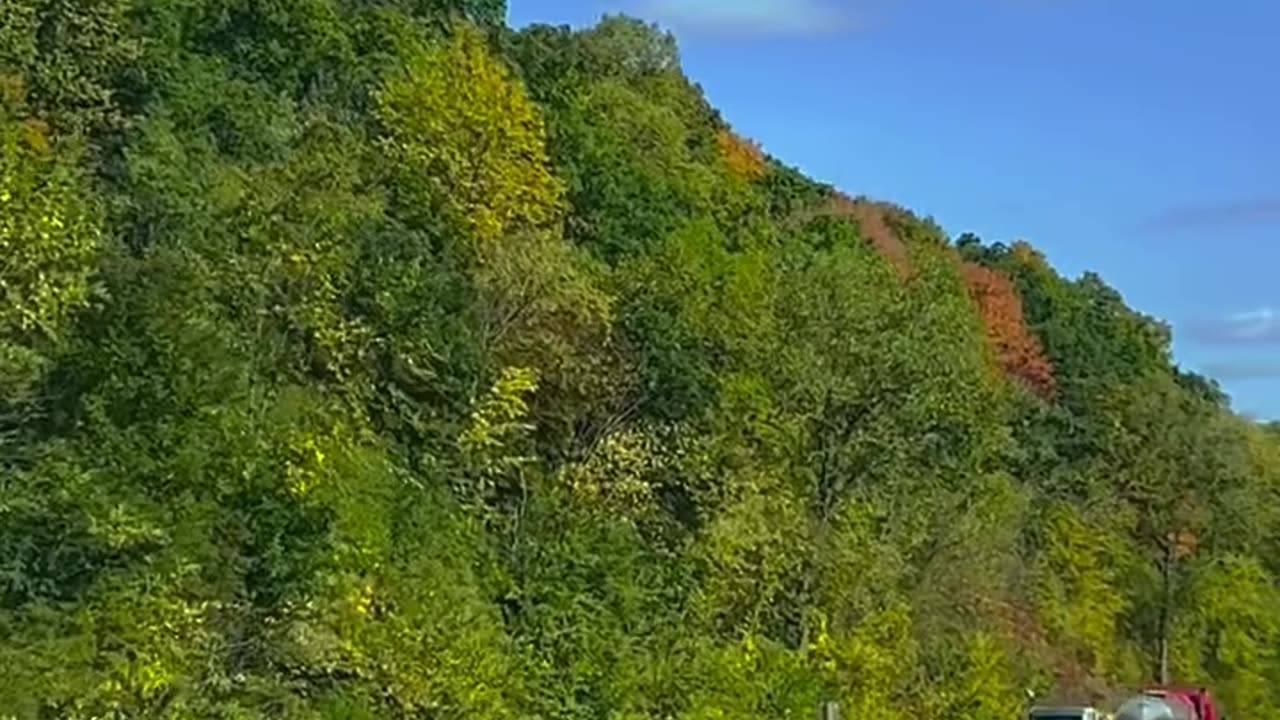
1123, 687, 1221, 720
1029, 686, 1224, 720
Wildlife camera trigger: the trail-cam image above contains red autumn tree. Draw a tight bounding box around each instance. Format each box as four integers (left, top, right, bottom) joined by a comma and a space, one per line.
830, 194, 909, 273
962, 261, 1057, 399
782, 193, 912, 274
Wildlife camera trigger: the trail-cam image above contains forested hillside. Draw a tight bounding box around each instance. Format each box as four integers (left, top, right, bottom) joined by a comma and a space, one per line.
2, 1, 1278, 717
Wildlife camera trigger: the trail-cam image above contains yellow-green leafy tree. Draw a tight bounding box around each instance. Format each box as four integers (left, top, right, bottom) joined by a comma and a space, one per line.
0, 85, 101, 398
375, 22, 611, 436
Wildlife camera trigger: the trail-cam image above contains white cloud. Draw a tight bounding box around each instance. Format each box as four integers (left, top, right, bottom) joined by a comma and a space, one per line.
1224, 307, 1280, 341
1186, 306, 1280, 345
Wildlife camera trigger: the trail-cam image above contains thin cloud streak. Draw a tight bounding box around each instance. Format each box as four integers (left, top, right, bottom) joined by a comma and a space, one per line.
1142, 197, 1280, 232
641, 0, 859, 36
1199, 360, 1280, 382
1184, 307, 1280, 345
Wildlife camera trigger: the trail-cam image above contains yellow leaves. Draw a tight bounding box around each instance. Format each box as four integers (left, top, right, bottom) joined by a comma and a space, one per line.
804, 605, 915, 720
376, 23, 564, 251
459, 366, 540, 459
928, 632, 1021, 720
283, 423, 351, 500
716, 128, 766, 182
87, 503, 167, 551
809, 615, 843, 675
1171, 556, 1280, 713
376, 23, 611, 382
135, 658, 175, 695
723, 633, 763, 677
1010, 240, 1044, 265
86, 577, 213, 707
1033, 503, 1130, 680
558, 429, 663, 517
0, 74, 23, 108
0, 115, 100, 397
0, 120, 100, 343
19, 118, 49, 157
457, 366, 540, 506
346, 582, 376, 617
285, 430, 328, 497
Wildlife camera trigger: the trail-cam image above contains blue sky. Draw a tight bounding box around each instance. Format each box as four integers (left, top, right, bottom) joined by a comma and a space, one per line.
508, 0, 1280, 419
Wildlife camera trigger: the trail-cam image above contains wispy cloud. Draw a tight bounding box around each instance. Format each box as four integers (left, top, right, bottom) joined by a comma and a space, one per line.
1185, 307, 1280, 346
1141, 196, 1280, 232
1199, 360, 1280, 382
640, 0, 859, 36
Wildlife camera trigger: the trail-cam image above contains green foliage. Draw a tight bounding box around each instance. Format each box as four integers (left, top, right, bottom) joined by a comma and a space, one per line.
1173, 555, 1280, 717
2, 7, 1278, 719
0, 104, 101, 398
551, 76, 718, 261
958, 237, 1172, 412
376, 22, 611, 394
926, 632, 1022, 720
367, 0, 508, 27
1032, 502, 1136, 680
0, 0, 140, 134
506, 15, 683, 111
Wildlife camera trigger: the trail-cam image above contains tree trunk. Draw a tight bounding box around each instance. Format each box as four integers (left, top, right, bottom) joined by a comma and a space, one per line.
1157, 537, 1174, 685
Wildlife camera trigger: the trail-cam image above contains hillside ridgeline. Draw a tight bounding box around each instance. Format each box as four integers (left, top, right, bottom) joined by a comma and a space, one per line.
2, 2, 1278, 717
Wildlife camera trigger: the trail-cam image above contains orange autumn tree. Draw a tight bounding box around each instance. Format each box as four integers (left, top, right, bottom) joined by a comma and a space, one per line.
716, 128, 766, 182
962, 261, 1057, 398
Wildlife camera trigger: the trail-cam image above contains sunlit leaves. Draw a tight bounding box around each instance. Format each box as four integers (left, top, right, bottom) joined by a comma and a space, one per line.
0, 109, 101, 397
1173, 555, 1280, 717
376, 22, 563, 248
717, 128, 766, 182
926, 632, 1022, 720
557, 428, 663, 518
376, 22, 610, 392
1033, 502, 1133, 679
460, 366, 538, 460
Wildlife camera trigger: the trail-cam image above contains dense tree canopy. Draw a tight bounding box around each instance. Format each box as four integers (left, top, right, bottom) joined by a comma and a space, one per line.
2, 3, 1278, 718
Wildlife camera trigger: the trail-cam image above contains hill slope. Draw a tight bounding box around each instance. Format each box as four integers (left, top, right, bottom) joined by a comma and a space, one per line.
2, 3, 1278, 717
